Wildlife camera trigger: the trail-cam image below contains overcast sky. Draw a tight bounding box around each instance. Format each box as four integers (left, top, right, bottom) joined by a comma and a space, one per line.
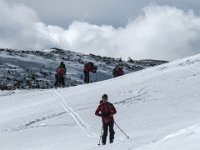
1, 0, 200, 60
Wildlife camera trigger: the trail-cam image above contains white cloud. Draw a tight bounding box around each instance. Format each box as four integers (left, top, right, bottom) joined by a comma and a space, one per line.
1, 0, 200, 60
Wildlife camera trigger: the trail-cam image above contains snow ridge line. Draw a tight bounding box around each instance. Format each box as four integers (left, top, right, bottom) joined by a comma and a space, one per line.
51, 90, 95, 138
134, 124, 200, 150
159, 124, 200, 143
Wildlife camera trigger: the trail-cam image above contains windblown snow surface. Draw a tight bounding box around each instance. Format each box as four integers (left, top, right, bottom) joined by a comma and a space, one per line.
0, 54, 200, 150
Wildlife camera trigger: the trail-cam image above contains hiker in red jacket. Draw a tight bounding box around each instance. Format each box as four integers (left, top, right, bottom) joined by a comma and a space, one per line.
113, 65, 124, 77
95, 94, 117, 145
54, 62, 66, 87
83, 62, 97, 83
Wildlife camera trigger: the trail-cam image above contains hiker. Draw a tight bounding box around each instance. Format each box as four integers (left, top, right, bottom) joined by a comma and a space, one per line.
95, 94, 117, 145
54, 61, 66, 87
113, 65, 124, 77
83, 62, 97, 83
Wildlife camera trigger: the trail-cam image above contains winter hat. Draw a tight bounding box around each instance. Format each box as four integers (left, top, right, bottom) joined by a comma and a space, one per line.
102, 94, 108, 100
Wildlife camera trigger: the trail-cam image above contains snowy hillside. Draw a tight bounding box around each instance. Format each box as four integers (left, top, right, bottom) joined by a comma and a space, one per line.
0, 48, 166, 90
0, 54, 200, 150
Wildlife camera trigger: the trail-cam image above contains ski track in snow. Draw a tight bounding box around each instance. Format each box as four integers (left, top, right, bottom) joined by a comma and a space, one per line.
115, 86, 150, 106
185, 67, 200, 77
114, 93, 147, 105
2, 111, 72, 132
51, 90, 95, 138
0, 91, 15, 97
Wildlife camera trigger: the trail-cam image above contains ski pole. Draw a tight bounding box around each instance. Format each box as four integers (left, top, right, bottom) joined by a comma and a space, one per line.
114, 122, 130, 139
98, 127, 103, 146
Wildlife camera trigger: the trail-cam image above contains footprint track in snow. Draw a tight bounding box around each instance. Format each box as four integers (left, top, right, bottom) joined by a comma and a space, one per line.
51, 90, 95, 138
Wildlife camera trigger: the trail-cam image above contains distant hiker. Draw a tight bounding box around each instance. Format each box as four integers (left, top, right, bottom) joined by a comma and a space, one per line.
95, 94, 117, 145
113, 65, 124, 77
83, 62, 97, 83
54, 61, 66, 87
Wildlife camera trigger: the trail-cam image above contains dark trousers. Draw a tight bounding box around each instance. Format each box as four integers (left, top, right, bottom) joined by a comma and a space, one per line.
102, 122, 115, 144
84, 72, 90, 83
54, 75, 65, 87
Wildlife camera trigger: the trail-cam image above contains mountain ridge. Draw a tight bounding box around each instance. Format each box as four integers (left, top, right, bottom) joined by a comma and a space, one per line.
0, 48, 167, 90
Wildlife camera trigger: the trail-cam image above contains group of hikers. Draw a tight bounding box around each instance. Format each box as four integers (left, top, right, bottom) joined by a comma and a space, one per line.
54, 61, 124, 87
54, 62, 122, 145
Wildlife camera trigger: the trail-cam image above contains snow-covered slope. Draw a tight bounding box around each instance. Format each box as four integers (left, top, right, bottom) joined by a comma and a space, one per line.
0, 48, 166, 90
0, 54, 200, 150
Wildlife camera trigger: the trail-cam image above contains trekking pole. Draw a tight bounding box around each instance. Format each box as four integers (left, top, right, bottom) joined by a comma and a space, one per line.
114, 122, 130, 139
98, 127, 103, 146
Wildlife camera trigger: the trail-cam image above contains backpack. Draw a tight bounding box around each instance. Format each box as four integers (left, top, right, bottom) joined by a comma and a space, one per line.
57, 67, 65, 76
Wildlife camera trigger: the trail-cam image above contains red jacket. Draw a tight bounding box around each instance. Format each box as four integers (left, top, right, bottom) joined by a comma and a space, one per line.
56, 67, 65, 76
84, 63, 96, 73
95, 101, 117, 123
113, 67, 124, 77
117, 68, 124, 76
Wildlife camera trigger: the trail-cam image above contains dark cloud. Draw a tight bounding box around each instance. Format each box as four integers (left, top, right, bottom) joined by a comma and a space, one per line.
7, 0, 200, 28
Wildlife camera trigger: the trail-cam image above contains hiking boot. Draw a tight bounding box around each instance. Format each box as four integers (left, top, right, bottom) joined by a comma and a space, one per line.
110, 139, 113, 143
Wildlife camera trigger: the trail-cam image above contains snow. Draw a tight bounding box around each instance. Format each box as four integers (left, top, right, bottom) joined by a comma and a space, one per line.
136, 124, 200, 150
0, 54, 200, 150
